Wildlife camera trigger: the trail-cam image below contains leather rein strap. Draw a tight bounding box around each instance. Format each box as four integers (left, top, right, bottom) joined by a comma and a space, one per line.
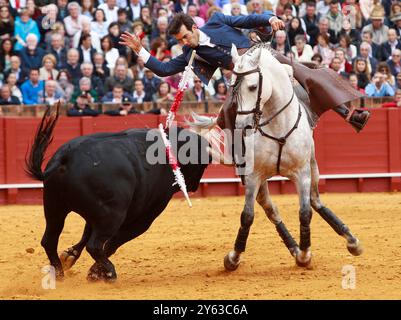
232, 67, 301, 175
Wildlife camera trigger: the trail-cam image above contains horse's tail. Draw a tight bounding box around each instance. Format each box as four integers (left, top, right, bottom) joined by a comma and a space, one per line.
25, 102, 61, 181
187, 111, 233, 166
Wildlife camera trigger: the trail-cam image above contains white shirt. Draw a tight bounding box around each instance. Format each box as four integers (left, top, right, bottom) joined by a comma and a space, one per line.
81, 46, 92, 63
98, 4, 119, 24
130, 3, 141, 20
133, 91, 145, 103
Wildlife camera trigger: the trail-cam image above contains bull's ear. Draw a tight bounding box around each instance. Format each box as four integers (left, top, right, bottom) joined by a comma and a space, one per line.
231, 44, 239, 64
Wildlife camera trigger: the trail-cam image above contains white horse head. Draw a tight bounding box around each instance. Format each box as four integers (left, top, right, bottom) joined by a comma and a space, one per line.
231, 44, 291, 129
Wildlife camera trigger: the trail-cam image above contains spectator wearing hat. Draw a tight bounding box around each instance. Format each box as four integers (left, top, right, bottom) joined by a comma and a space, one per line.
67, 95, 100, 116
361, 5, 389, 46
390, 13, 401, 39
380, 28, 401, 61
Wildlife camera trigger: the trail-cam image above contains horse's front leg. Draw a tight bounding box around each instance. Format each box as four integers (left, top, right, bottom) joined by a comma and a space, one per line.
294, 164, 313, 268
224, 175, 261, 271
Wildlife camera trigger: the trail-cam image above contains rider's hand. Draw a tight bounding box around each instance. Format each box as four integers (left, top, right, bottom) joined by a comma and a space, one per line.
269, 16, 285, 31
119, 32, 143, 54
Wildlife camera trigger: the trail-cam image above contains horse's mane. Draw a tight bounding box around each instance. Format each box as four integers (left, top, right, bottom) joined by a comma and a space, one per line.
245, 42, 276, 56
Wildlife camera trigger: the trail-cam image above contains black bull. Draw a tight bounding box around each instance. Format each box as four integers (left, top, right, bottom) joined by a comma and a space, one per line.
26, 106, 209, 281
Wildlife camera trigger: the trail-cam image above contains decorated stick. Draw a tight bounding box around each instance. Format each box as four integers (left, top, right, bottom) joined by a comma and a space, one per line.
165, 50, 197, 129
158, 123, 192, 208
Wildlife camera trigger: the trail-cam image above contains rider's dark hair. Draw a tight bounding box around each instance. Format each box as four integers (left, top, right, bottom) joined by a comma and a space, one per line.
168, 13, 196, 36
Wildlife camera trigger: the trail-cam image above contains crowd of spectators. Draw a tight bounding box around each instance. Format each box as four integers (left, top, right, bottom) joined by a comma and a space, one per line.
0, 0, 401, 115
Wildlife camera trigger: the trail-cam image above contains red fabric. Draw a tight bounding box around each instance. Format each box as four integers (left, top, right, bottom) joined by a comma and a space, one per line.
382, 102, 397, 108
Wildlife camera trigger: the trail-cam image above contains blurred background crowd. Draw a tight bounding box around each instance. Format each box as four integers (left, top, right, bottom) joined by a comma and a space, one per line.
0, 0, 401, 115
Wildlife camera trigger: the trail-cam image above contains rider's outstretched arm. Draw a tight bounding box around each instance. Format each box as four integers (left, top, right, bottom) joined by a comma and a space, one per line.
211, 12, 277, 30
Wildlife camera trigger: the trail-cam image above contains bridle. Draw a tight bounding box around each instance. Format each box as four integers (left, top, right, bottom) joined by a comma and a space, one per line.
232, 65, 302, 175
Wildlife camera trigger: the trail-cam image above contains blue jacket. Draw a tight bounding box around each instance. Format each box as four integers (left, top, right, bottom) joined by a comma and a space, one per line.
145, 12, 274, 84
21, 80, 45, 105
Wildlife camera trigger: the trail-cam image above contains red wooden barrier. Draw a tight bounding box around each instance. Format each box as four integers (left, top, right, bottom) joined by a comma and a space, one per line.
0, 108, 400, 204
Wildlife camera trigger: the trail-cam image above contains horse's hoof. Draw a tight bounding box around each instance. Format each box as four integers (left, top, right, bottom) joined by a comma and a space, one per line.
60, 248, 80, 271
224, 251, 240, 271
295, 250, 312, 269
347, 239, 363, 256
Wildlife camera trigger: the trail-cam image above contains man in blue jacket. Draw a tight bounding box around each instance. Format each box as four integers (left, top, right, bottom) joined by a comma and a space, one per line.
121, 12, 283, 84
120, 12, 369, 132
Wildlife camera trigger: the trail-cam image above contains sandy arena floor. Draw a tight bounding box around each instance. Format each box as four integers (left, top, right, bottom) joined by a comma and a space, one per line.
0, 193, 401, 300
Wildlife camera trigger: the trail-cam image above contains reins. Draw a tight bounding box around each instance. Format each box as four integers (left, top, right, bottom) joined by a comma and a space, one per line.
232, 44, 301, 175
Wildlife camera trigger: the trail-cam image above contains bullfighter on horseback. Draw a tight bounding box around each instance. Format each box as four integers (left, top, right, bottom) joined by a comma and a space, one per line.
120, 12, 370, 134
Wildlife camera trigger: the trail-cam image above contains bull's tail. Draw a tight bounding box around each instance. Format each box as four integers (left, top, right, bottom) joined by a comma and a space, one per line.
25, 102, 61, 181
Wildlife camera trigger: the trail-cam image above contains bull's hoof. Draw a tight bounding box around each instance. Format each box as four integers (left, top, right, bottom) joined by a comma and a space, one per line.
87, 263, 117, 283
347, 239, 363, 256
224, 251, 240, 271
295, 250, 313, 269
60, 248, 80, 271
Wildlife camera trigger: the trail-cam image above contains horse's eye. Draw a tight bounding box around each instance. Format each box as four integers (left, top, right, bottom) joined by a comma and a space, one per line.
249, 85, 257, 92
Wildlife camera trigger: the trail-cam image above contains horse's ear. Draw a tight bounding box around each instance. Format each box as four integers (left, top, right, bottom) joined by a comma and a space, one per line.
231, 44, 239, 64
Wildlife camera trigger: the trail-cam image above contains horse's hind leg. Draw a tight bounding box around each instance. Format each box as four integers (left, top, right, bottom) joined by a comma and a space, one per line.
41, 198, 69, 279
224, 175, 261, 271
256, 180, 299, 257
294, 164, 313, 268
310, 152, 363, 256
60, 223, 92, 271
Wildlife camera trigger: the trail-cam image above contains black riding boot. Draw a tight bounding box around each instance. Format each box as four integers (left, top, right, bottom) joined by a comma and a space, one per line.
334, 104, 371, 133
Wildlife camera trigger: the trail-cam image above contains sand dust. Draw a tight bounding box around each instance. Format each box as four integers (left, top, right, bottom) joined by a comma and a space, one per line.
1, 193, 401, 300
